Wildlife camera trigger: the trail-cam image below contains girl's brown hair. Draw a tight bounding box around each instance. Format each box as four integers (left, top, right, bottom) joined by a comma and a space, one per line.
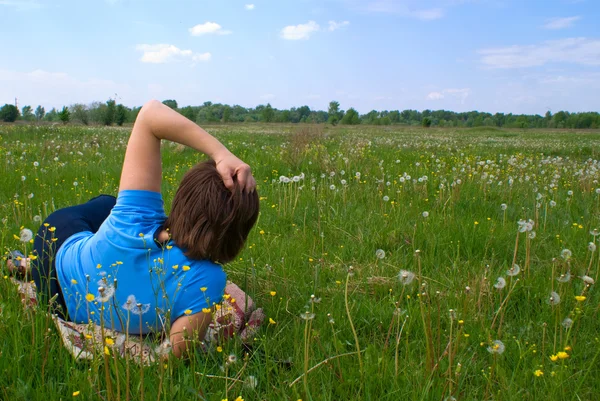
164, 160, 259, 264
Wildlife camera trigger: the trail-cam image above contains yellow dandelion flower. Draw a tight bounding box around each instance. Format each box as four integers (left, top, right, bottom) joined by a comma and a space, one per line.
270, 291, 276, 297
166, 245, 173, 250
575, 295, 586, 302
200, 287, 207, 292
172, 265, 179, 270
44, 223, 49, 227
29, 254, 37, 260
557, 351, 569, 359
234, 396, 244, 401
534, 370, 544, 377
73, 391, 80, 397
182, 265, 190, 271
215, 304, 222, 311
105, 338, 114, 345
96, 264, 102, 269
202, 308, 211, 314
85, 334, 92, 340
308, 258, 314, 262
104, 346, 110, 355
231, 298, 236, 304
184, 309, 192, 315
216, 346, 223, 353
71, 279, 78, 284
550, 355, 559, 362
223, 294, 231, 300
269, 318, 276, 325
13, 234, 19, 240
564, 346, 572, 351
259, 230, 265, 235
85, 294, 95, 302
48, 227, 56, 232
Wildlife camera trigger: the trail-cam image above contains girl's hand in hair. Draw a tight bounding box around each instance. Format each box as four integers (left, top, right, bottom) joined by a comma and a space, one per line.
214, 153, 256, 193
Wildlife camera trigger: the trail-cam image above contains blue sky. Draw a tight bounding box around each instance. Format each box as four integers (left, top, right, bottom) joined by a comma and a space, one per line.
1, 0, 599, 114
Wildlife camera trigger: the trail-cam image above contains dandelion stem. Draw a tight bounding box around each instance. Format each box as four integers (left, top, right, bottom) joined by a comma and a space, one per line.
344, 271, 363, 382
289, 350, 366, 387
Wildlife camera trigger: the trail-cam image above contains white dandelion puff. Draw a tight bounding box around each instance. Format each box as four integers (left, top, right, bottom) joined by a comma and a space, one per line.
557, 271, 571, 283
500, 203, 507, 211
588, 242, 597, 252
548, 291, 561, 305
398, 270, 416, 285
549, 200, 557, 207
375, 249, 386, 259
487, 340, 505, 355
300, 311, 315, 320
506, 264, 520, 277
33, 215, 42, 223
122, 295, 150, 315
560, 249, 572, 260
581, 275, 595, 285
590, 229, 600, 237
329, 184, 336, 190
562, 317, 573, 329
528, 231, 536, 239
245, 375, 258, 389
19, 228, 33, 243
383, 195, 389, 202
493, 277, 506, 289
567, 190, 573, 196
422, 211, 429, 218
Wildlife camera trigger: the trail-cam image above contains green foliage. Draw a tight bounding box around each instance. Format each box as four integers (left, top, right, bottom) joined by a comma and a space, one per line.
115, 104, 128, 126
21, 105, 33, 121
162, 99, 178, 109
34, 105, 45, 121
422, 117, 432, 128
222, 105, 232, 123
58, 106, 70, 124
70, 104, 89, 125
261, 103, 275, 122
0, 104, 19, 122
327, 101, 342, 125
341, 107, 360, 125
103, 99, 116, 126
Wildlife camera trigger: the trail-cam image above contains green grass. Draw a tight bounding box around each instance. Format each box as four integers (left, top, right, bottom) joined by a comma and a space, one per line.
1, 124, 600, 400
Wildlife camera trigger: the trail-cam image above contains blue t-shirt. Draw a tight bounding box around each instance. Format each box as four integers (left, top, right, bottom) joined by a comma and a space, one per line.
56, 190, 226, 334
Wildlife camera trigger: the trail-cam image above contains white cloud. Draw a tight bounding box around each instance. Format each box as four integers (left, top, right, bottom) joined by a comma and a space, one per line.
245, 4, 255, 10
328, 20, 350, 31
409, 8, 443, 21
427, 92, 444, 100
189, 22, 232, 36
259, 94, 276, 100
478, 37, 600, 68
281, 21, 320, 40
136, 44, 211, 64
427, 88, 470, 103
542, 16, 581, 30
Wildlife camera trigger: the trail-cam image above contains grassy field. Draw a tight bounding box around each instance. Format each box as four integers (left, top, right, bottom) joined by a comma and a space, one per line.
1, 123, 600, 401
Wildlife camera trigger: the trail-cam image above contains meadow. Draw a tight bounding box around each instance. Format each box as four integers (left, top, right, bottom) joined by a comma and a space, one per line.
1, 123, 599, 401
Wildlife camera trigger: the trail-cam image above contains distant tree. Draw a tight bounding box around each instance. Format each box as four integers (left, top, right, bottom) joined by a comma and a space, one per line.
178, 106, 196, 121
58, 106, 70, 124
115, 104, 128, 126
34, 105, 45, 121
0, 104, 19, 122
103, 99, 116, 126
389, 110, 400, 124
21, 105, 33, 121
222, 105, 232, 123
327, 101, 341, 125
162, 99, 178, 109
44, 108, 58, 122
422, 117, 432, 128
71, 104, 89, 125
340, 108, 360, 125
261, 103, 275, 122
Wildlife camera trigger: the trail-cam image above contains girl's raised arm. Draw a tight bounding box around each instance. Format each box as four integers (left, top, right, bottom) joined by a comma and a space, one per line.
119, 100, 256, 193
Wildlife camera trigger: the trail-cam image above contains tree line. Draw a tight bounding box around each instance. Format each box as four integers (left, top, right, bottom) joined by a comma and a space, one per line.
1, 99, 599, 129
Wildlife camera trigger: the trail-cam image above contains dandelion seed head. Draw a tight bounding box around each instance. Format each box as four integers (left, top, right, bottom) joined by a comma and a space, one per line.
588, 242, 597, 252
562, 317, 573, 329
581, 275, 595, 285
375, 249, 386, 259
501, 203, 507, 210
557, 271, 571, 283
487, 340, 505, 355
507, 264, 520, 277
560, 249, 572, 260
548, 291, 561, 306
19, 228, 33, 243
398, 270, 416, 285
493, 277, 506, 289
422, 211, 429, 218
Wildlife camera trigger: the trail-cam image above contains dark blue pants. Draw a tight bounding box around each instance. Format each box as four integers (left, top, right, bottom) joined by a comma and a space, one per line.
32, 194, 116, 319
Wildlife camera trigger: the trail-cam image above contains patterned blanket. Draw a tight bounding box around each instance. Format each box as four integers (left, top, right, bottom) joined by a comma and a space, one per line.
11, 278, 264, 365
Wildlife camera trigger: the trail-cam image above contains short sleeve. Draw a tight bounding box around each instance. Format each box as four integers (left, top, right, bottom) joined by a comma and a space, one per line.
173, 262, 226, 320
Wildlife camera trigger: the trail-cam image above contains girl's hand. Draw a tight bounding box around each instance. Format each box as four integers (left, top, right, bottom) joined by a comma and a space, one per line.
214, 153, 256, 193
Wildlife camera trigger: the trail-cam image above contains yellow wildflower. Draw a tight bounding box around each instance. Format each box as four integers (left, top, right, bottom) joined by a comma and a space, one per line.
575, 295, 586, 302
534, 370, 544, 377
85, 294, 95, 302
73, 391, 80, 396
259, 230, 265, 235
172, 265, 179, 270
48, 227, 56, 232
557, 351, 569, 359
216, 346, 223, 353
200, 287, 207, 292
182, 265, 190, 271
269, 318, 276, 325
184, 309, 192, 315
104, 346, 110, 355
270, 291, 276, 296
105, 338, 114, 345
71, 279, 78, 284
202, 308, 212, 314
